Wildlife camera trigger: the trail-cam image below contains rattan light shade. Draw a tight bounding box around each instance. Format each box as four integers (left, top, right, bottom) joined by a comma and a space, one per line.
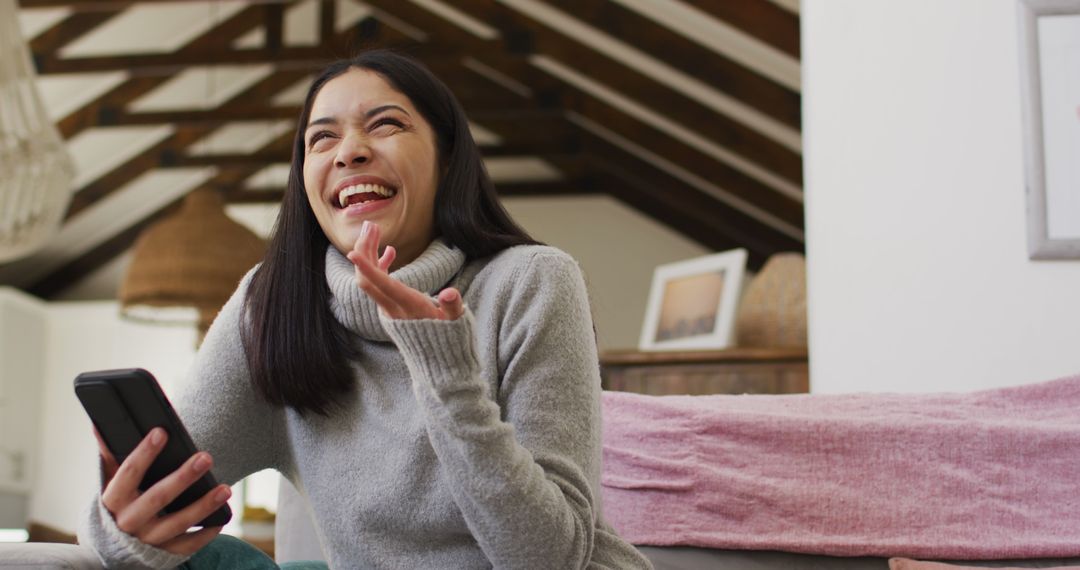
734, 252, 807, 347
119, 188, 265, 333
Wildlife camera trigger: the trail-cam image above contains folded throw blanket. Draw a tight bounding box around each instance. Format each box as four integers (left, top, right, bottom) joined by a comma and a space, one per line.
600, 375, 1080, 559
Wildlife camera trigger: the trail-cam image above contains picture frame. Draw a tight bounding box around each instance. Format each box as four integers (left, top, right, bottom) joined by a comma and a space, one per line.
1017, 0, 1080, 259
638, 248, 747, 352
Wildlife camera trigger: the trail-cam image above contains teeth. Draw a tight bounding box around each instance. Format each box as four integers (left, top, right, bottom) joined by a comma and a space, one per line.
337, 184, 396, 207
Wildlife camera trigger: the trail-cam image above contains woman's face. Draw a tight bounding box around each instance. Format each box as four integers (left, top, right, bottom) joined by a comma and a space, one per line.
302, 67, 439, 269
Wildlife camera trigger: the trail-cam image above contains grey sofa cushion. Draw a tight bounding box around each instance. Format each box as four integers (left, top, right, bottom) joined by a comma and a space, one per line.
0, 543, 102, 570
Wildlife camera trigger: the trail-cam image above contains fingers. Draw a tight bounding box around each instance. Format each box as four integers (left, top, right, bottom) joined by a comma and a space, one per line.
138, 483, 231, 546
122, 451, 215, 536
347, 220, 463, 320
353, 256, 438, 319
102, 428, 167, 516
159, 524, 224, 557
353, 260, 405, 316
437, 288, 465, 321
365, 220, 379, 263
378, 245, 396, 272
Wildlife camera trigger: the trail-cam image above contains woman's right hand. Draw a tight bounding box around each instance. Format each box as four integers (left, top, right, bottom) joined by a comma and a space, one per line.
96, 427, 231, 555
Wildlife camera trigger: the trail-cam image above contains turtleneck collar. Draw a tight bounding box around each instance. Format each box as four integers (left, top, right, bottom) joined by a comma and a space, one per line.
325, 238, 466, 341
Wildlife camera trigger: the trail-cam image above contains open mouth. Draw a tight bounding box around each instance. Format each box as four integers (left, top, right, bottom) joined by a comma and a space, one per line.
337, 184, 397, 208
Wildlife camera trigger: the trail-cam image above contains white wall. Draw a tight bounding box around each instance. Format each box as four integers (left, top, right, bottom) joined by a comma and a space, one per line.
803, 0, 1080, 393
0, 289, 46, 529
30, 301, 198, 532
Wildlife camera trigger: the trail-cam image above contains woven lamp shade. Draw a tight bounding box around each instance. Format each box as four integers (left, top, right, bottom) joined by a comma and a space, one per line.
734, 252, 807, 348
119, 188, 265, 333
0, 0, 76, 262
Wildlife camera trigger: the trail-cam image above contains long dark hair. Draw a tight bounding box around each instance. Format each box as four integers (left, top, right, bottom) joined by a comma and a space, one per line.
242, 50, 538, 415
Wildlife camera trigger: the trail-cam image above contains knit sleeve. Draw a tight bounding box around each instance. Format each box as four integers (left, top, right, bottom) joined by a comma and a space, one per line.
77, 268, 281, 568
380, 250, 612, 569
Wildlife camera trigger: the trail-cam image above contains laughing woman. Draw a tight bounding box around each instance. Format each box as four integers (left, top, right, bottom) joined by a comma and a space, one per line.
78, 50, 654, 569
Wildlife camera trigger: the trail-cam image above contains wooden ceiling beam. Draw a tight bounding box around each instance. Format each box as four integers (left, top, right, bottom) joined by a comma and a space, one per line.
60, 41, 560, 221
378, 24, 796, 257
88, 86, 534, 126
51, 3, 273, 140
368, 0, 802, 188
572, 95, 804, 229
28, 9, 119, 55
63, 66, 306, 220
585, 136, 802, 268
318, 0, 335, 44
540, 0, 801, 129
57, 75, 169, 139
264, 2, 284, 52
455, 0, 804, 186
691, 0, 801, 59
32, 20, 433, 74
64, 125, 216, 221
360, 4, 801, 231
35, 47, 331, 75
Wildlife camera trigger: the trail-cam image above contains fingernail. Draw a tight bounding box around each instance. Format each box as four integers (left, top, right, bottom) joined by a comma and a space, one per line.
214, 486, 231, 503
193, 453, 211, 473
150, 428, 165, 446
360, 220, 371, 237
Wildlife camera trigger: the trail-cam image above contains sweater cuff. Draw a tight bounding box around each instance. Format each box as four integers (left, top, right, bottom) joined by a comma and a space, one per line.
77, 493, 190, 569
380, 307, 481, 395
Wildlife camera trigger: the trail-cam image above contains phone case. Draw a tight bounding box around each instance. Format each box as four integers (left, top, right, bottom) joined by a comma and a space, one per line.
74, 368, 231, 527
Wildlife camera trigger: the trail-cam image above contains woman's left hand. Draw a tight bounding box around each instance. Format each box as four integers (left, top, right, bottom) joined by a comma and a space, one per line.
348, 221, 465, 321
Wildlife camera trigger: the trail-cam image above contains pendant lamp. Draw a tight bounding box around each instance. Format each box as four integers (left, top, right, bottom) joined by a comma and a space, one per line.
0, 0, 76, 262
119, 188, 265, 336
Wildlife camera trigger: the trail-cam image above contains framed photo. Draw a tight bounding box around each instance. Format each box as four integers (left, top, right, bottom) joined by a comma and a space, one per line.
1018, 0, 1080, 259
639, 248, 747, 352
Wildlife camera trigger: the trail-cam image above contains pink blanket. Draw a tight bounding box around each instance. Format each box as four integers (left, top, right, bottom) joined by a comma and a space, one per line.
600, 375, 1080, 559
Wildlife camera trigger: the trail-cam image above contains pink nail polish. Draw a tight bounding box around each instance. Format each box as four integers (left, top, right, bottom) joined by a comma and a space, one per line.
193, 453, 211, 472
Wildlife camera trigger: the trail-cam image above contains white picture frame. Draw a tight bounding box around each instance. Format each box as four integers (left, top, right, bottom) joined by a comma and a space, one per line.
638, 248, 747, 352
1018, 0, 1080, 259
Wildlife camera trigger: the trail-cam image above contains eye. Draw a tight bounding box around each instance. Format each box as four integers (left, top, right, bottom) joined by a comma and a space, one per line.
370, 117, 404, 133
307, 130, 336, 150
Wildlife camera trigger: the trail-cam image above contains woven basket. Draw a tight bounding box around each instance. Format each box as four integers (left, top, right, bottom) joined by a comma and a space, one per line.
735, 252, 807, 347
120, 188, 265, 333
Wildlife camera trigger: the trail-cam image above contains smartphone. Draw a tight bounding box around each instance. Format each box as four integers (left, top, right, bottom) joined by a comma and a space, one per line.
74, 368, 231, 527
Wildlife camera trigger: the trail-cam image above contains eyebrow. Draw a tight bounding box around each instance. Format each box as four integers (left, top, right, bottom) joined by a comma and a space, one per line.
305, 104, 410, 132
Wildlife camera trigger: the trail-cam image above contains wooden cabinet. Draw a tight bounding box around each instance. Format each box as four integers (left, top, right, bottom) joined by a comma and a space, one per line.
600, 347, 809, 396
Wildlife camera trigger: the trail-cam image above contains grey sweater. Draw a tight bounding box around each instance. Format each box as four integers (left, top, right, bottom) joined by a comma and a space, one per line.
79, 240, 653, 569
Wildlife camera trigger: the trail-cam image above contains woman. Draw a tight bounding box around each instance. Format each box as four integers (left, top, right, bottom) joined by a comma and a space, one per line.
79, 50, 653, 569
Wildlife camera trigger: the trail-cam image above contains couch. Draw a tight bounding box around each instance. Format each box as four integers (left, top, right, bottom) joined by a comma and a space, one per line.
4, 478, 1076, 569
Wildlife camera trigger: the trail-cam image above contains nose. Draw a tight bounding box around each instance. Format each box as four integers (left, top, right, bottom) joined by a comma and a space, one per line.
334, 133, 370, 168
